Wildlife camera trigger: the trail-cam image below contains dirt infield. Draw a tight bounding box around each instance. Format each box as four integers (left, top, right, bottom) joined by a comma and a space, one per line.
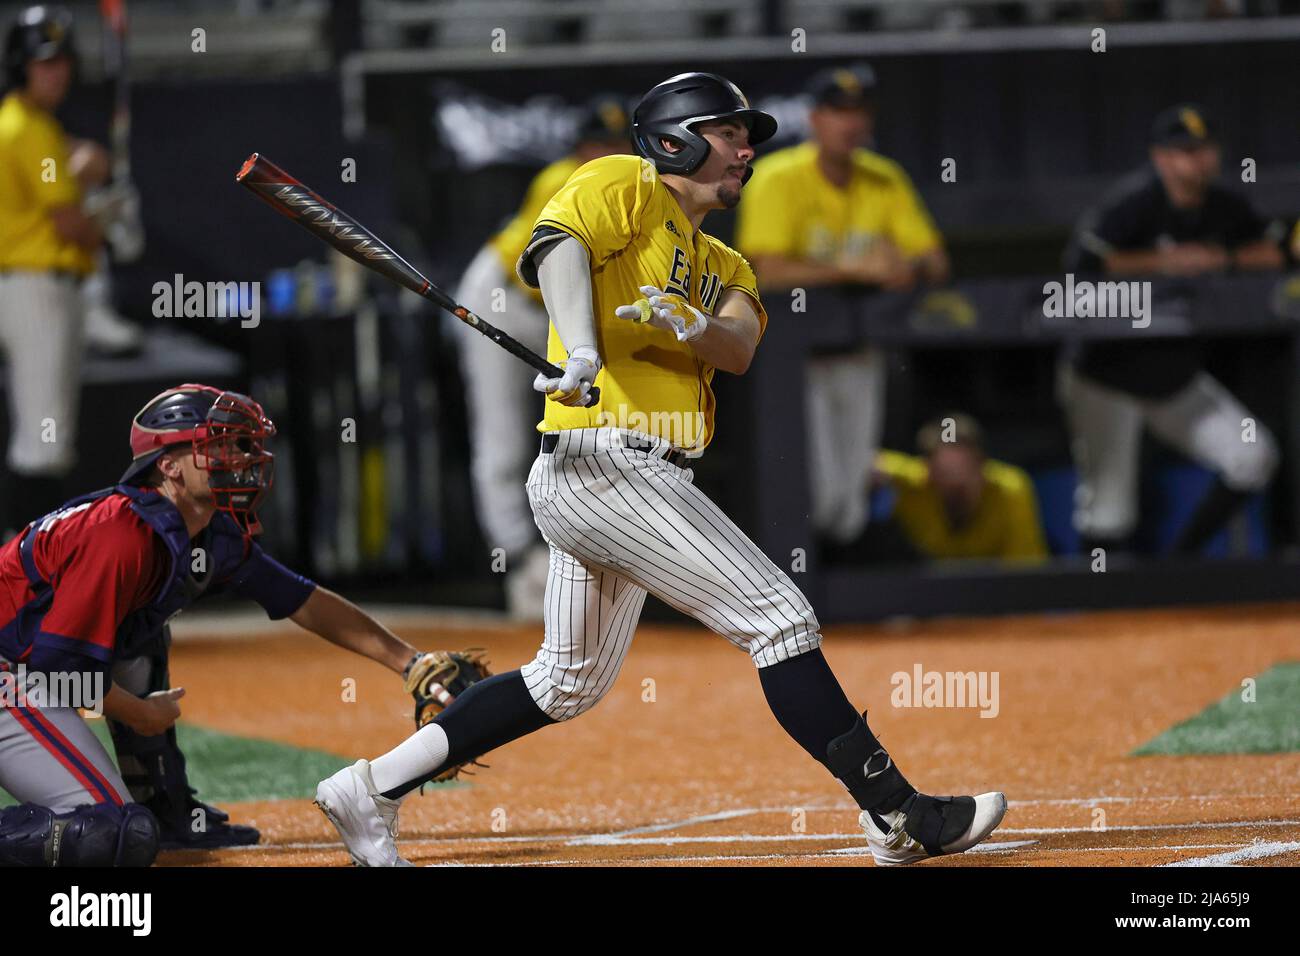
157, 602, 1300, 867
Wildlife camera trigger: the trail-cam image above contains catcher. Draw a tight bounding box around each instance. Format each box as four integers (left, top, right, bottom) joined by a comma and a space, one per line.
0, 383, 488, 865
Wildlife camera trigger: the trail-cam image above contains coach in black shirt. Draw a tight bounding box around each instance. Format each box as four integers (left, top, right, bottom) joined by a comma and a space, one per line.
1059, 105, 1283, 555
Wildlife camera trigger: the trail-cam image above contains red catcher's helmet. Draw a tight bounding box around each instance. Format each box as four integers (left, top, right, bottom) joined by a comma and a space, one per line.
121, 383, 276, 536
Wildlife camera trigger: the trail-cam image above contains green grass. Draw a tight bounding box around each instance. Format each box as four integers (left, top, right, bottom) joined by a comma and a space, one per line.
1134, 661, 1300, 756
0, 720, 446, 806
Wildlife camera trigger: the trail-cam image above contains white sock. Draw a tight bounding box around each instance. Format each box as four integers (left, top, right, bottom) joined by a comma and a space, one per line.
368, 723, 450, 799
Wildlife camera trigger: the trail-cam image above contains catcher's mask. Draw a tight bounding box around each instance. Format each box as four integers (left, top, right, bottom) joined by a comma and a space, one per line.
121, 383, 276, 536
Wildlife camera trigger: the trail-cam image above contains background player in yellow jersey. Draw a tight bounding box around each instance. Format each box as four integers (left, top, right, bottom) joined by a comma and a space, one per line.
874, 414, 1048, 563
0, 6, 107, 538
451, 96, 630, 619
736, 64, 950, 556
316, 72, 1006, 868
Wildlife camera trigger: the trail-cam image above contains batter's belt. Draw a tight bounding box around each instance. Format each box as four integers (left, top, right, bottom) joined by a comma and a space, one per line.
541, 430, 692, 470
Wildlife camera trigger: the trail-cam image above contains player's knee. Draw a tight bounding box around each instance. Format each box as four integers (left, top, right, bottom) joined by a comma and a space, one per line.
521, 661, 611, 722
0, 802, 158, 867
1220, 425, 1278, 491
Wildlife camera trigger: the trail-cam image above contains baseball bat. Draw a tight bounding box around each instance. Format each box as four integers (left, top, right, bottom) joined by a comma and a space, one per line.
235, 152, 598, 406
100, 0, 131, 183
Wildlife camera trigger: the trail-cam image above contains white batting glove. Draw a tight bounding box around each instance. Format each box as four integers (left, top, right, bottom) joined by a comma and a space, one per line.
533, 345, 601, 406
615, 285, 709, 343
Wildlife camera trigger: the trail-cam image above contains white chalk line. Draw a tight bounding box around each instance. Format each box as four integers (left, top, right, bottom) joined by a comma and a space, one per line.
809, 794, 1298, 810
246, 817, 1299, 857
1162, 840, 1300, 867
1000, 818, 1300, 836
212, 799, 1299, 863
1007, 793, 1298, 808
426, 842, 1268, 868
580, 807, 786, 842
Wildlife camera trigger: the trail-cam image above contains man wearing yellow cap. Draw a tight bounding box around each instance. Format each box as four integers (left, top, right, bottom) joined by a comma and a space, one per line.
735, 63, 950, 555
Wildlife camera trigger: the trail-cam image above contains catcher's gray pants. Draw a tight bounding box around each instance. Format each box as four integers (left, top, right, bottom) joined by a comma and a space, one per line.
521, 427, 822, 721
1058, 363, 1279, 539
453, 245, 551, 559
0, 662, 129, 811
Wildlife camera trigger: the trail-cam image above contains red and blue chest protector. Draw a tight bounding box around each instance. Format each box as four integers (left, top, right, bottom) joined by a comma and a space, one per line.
0, 485, 315, 677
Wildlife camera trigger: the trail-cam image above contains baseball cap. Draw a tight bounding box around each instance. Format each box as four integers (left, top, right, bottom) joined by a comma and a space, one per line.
576, 94, 631, 144
1150, 105, 1216, 149
806, 64, 877, 109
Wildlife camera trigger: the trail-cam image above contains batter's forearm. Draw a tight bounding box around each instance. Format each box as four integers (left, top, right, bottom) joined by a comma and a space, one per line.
689, 289, 761, 374
290, 587, 417, 674
688, 315, 754, 374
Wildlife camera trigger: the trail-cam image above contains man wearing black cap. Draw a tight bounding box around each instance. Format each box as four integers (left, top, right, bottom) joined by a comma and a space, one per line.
451, 96, 631, 620
1061, 105, 1285, 555
735, 64, 950, 553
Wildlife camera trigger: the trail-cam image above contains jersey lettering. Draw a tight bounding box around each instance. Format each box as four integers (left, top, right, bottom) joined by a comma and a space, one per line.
36, 502, 95, 534
665, 246, 691, 298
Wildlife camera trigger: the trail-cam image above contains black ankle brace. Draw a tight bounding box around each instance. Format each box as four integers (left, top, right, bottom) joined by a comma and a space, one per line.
825, 714, 915, 813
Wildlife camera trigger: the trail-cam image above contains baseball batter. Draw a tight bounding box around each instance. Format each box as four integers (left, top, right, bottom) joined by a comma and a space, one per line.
453, 97, 631, 618
0, 384, 445, 865
317, 72, 1005, 868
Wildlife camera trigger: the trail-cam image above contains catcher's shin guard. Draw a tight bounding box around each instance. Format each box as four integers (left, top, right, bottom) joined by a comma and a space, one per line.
825, 714, 915, 813
0, 802, 159, 867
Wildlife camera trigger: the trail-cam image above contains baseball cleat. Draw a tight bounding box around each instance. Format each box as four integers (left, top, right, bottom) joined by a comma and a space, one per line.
860, 791, 1007, 866
315, 759, 413, 867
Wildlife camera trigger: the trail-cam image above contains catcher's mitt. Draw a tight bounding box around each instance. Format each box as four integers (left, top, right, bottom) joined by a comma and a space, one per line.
403, 649, 493, 782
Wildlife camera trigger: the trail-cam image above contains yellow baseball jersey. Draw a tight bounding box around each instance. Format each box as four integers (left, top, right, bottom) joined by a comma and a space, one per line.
487, 155, 581, 303
875, 450, 1047, 562
519, 154, 766, 452
735, 141, 941, 266
0, 92, 93, 274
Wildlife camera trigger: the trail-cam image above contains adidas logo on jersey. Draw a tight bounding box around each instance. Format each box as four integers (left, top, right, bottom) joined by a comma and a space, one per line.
665, 220, 679, 236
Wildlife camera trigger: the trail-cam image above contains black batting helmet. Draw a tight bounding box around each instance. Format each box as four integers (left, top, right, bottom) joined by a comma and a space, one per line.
3, 5, 75, 92
632, 72, 776, 181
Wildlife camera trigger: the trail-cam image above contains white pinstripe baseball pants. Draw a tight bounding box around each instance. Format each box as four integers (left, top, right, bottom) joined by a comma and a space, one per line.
522, 427, 822, 721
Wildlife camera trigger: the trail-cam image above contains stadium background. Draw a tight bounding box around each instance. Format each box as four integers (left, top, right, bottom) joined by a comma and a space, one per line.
0, 0, 1297, 867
